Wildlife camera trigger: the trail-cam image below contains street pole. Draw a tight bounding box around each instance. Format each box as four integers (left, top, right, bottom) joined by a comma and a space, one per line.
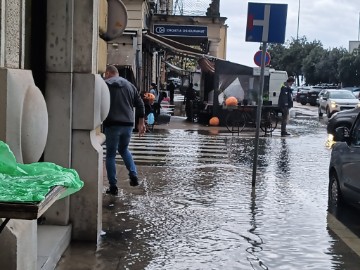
358, 11, 360, 41
297, 0, 300, 40
252, 42, 267, 187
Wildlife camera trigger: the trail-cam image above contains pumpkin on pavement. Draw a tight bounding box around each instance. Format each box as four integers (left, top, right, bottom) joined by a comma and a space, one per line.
225, 96, 238, 106
209, 116, 220, 126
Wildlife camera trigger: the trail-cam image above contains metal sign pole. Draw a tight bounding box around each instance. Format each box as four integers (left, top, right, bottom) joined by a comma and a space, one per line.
252, 42, 267, 187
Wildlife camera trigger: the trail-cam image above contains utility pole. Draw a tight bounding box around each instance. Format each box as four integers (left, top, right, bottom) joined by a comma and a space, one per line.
358, 11, 360, 41
296, 0, 300, 40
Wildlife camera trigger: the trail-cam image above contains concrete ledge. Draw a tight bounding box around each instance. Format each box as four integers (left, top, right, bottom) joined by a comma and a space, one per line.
37, 225, 72, 270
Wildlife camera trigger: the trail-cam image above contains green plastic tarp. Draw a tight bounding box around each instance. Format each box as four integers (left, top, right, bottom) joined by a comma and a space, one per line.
0, 141, 84, 203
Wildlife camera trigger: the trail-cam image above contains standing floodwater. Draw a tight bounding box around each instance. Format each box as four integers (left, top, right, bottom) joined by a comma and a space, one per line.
57, 109, 360, 270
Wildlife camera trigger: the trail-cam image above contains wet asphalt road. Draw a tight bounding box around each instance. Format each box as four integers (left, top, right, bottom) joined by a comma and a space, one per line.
56, 103, 360, 270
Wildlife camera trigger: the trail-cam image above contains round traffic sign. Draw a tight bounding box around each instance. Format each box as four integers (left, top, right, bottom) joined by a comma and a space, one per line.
254, 51, 271, 67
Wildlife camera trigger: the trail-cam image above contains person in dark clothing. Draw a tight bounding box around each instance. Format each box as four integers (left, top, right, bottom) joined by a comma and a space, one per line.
185, 83, 197, 121
158, 91, 167, 105
167, 81, 175, 105
278, 76, 295, 136
149, 83, 162, 118
103, 65, 146, 195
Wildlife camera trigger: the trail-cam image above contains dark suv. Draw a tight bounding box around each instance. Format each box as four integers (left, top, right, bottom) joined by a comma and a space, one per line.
327, 107, 360, 135
307, 86, 324, 106
329, 111, 360, 209
296, 87, 311, 104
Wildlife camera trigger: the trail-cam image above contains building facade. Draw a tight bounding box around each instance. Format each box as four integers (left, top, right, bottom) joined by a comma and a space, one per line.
0, 0, 227, 268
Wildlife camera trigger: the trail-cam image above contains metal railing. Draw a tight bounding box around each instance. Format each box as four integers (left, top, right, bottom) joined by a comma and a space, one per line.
153, 0, 215, 16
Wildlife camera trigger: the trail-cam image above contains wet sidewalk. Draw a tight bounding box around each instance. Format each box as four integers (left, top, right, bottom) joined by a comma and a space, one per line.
55, 116, 225, 270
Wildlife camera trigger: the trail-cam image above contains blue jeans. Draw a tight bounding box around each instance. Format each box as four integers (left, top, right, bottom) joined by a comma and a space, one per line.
105, 126, 137, 187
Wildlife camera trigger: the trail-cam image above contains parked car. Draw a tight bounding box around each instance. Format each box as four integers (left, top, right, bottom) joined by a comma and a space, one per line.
307, 86, 324, 106
328, 111, 360, 209
343, 86, 360, 99
296, 87, 311, 104
291, 86, 299, 101
327, 107, 360, 135
318, 89, 360, 118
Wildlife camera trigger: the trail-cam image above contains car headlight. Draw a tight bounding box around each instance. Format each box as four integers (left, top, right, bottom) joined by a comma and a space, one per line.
357, 103, 360, 107
330, 101, 337, 108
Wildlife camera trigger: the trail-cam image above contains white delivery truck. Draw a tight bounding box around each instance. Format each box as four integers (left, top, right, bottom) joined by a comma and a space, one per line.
268, 70, 288, 106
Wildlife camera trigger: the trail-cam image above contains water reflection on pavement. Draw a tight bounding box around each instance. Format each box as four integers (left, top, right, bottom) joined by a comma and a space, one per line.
57, 113, 360, 270
132, 137, 329, 269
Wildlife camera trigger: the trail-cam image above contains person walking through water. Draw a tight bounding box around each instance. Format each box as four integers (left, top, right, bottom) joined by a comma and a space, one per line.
103, 65, 146, 195
278, 76, 295, 136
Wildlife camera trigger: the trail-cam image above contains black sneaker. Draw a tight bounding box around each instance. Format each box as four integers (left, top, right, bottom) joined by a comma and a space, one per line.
105, 186, 118, 195
129, 176, 139, 187
281, 132, 291, 136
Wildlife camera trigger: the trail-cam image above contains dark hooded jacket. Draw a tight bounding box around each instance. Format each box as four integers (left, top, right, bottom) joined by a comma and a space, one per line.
103, 76, 145, 127
278, 83, 293, 109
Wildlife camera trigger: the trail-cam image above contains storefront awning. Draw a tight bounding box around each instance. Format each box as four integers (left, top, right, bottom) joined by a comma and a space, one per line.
163, 61, 191, 75
198, 57, 215, 74
144, 32, 211, 59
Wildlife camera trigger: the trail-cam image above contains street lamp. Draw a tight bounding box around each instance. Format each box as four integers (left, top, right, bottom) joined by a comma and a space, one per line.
358, 11, 360, 41
297, 0, 300, 40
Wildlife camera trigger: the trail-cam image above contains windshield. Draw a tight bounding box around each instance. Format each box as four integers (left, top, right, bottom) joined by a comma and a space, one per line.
329, 91, 356, 99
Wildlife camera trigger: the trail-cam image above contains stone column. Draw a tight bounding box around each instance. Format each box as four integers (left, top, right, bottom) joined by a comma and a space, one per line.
208, 39, 220, 58
70, 0, 109, 242
44, 0, 109, 242
0, 0, 25, 68
43, 0, 74, 226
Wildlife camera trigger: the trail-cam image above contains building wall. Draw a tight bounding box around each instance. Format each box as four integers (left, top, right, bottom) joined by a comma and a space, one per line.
107, 0, 152, 91
0, 0, 25, 68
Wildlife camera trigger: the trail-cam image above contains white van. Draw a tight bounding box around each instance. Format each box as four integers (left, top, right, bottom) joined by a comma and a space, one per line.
268, 70, 288, 105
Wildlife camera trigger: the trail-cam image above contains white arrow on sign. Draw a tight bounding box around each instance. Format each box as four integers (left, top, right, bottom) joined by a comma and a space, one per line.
252, 5, 270, 42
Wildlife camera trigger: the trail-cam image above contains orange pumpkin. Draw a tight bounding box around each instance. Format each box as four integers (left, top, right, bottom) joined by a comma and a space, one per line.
209, 116, 220, 126
225, 96, 238, 106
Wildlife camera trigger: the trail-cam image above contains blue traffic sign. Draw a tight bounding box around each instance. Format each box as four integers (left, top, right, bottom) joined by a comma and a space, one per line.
246, 3, 287, 44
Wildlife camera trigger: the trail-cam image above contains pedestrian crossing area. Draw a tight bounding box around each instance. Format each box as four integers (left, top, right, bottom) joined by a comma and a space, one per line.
103, 130, 230, 166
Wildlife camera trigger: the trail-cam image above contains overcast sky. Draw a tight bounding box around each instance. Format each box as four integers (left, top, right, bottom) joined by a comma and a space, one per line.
220, 0, 360, 67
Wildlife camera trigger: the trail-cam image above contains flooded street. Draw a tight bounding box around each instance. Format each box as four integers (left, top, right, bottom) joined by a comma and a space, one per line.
57, 105, 360, 270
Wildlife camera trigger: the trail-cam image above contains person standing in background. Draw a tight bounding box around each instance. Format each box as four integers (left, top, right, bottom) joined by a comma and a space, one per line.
167, 81, 175, 105
278, 76, 295, 136
184, 83, 197, 122
103, 65, 146, 195
149, 83, 161, 118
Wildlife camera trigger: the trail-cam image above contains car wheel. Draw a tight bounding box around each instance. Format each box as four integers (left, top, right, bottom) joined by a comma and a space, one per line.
328, 172, 343, 208
318, 106, 323, 117
326, 107, 331, 118
300, 101, 306, 105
